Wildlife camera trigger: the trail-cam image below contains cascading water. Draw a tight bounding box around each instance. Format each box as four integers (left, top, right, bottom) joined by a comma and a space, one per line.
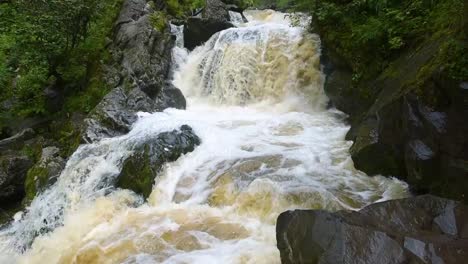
228, 11, 244, 25
0, 10, 409, 263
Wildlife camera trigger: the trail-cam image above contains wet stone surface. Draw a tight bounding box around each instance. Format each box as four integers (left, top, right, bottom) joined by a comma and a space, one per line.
277, 195, 468, 264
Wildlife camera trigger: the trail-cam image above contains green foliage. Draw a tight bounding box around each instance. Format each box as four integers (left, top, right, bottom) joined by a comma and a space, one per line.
25, 166, 49, 201
53, 120, 82, 157
445, 40, 468, 81
0, 0, 123, 117
253, 0, 290, 9
307, 0, 466, 82
117, 146, 155, 198
0, 35, 14, 92
150, 11, 168, 32
61, 0, 124, 114
160, 0, 204, 18
20, 144, 43, 161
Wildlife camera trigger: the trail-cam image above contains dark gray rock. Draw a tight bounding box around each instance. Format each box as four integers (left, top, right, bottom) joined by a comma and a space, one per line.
155, 83, 187, 110
83, 88, 137, 142
204, 0, 230, 22
277, 195, 468, 264
0, 128, 36, 152
83, 83, 187, 143
320, 47, 368, 117
113, 0, 174, 95
183, 0, 234, 50
322, 35, 468, 202
0, 154, 34, 204
83, 0, 187, 143
184, 17, 233, 50
116, 125, 200, 198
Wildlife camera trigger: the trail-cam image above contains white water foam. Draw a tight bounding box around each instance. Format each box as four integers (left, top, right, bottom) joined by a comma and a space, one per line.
0, 10, 409, 264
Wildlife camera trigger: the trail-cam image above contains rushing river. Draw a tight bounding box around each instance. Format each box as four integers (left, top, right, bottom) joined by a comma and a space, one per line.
0, 10, 408, 264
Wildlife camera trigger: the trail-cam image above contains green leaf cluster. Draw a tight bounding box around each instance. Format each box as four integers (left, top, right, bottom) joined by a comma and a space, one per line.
0, 0, 123, 117
303, 0, 466, 81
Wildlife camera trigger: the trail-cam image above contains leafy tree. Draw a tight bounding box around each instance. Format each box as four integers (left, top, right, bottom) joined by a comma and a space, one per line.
12, 0, 100, 79
0, 0, 122, 116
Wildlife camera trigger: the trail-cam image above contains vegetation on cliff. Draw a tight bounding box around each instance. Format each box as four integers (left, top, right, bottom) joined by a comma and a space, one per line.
312, 0, 466, 85
0, 0, 211, 213
284, 0, 468, 201
0, 0, 125, 118
266, 0, 467, 85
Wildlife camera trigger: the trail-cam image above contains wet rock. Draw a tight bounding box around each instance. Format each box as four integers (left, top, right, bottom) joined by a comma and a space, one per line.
320, 48, 368, 117
155, 83, 187, 110
117, 125, 201, 198
0, 154, 34, 204
322, 35, 468, 202
277, 195, 468, 264
113, 0, 174, 96
204, 0, 230, 22
183, 0, 234, 50
184, 18, 233, 50
83, 88, 137, 142
83, 0, 186, 143
24, 147, 66, 201
83, 83, 187, 143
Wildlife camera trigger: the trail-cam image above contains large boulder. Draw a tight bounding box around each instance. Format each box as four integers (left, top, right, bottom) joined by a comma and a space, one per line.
113, 0, 174, 96
184, 17, 233, 50
117, 125, 200, 198
322, 32, 468, 202
204, 0, 230, 21
277, 195, 468, 264
183, 0, 234, 50
83, 0, 186, 143
83, 84, 186, 142
0, 154, 34, 204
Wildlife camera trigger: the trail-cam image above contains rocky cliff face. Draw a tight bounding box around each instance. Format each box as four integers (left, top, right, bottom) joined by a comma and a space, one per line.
277, 195, 468, 264
319, 19, 468, 203
83, 0, 186, 143
0, 0, 190, 222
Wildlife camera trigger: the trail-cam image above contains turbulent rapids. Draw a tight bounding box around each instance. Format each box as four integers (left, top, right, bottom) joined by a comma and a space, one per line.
0, 10, 408, 263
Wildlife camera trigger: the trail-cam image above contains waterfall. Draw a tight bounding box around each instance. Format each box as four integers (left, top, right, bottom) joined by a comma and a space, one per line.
228, 11, 244, 25
170, 24, 188, 75
0, 10, 408, 264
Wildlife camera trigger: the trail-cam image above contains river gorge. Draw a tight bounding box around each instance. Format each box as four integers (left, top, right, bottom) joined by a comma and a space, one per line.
0, 9, 410, 263
0, 0, 466, 263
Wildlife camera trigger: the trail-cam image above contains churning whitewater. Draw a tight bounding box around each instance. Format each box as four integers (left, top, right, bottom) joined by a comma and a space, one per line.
0, 10, 408, 263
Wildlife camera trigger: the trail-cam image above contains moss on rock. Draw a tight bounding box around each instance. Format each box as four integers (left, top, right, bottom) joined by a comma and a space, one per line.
117, 125, 201, 198
24, 166, 49, 201
117, 145, 156, 198
24, 146, 65, 202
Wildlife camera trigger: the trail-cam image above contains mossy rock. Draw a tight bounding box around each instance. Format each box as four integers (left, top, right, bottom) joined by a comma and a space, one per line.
24, 147, 65, 201
24, 167, 49, 201
117, 145, 156, 198
117, 125, 201, 198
